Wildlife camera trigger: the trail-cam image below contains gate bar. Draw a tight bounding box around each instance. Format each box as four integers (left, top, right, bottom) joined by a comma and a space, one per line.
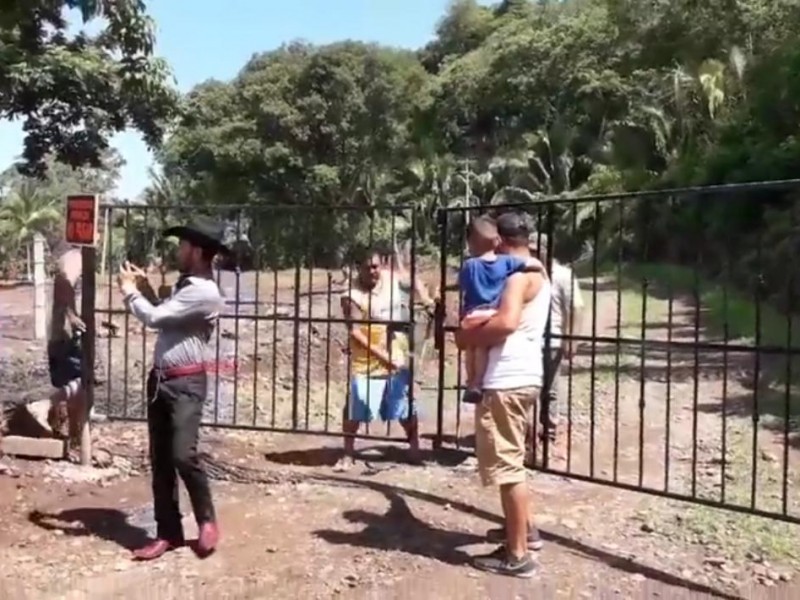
80, 246, 97, 466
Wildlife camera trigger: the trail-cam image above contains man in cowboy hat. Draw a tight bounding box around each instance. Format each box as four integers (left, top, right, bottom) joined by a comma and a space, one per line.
117, 216, 228, 561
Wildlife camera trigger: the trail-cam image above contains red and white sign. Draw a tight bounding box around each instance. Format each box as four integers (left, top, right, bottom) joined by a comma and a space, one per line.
65, 194, 99, 247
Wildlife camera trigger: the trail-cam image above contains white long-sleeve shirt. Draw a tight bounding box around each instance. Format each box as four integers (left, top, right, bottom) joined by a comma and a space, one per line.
547, 262, 584, 349
124, 275, 223, 369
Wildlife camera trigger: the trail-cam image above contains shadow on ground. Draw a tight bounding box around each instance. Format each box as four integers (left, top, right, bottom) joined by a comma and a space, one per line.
28, 507, 150, 551
264, 444, 468, 468
315, 490, 479, 566
421, 433, 476, 450
307, 473, 742, 599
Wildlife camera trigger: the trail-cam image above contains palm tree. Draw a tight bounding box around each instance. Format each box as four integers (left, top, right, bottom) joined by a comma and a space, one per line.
391, 155, 474, 244
0, 178, 61, 279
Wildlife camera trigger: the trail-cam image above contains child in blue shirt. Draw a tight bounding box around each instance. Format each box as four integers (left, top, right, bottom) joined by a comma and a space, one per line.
459, 215, 543, 404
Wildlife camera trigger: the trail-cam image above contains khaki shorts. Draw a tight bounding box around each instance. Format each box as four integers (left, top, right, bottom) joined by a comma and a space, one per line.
475, 387, 540, 487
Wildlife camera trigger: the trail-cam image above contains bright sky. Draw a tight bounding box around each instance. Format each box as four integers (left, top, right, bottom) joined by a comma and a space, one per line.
0, 0, 488, 201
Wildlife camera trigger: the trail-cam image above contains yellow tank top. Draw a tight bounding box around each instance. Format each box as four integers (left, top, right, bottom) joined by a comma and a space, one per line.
344, 275, 408, 377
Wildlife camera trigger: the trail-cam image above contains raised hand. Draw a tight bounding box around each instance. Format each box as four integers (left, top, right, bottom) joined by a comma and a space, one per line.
117, 262, 142, 295
125, 261, 148, 280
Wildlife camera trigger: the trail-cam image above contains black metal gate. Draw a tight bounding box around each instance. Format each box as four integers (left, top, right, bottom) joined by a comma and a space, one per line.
93, 202, 425, 443
433, 180, 800, 524
88, 182, 800, 524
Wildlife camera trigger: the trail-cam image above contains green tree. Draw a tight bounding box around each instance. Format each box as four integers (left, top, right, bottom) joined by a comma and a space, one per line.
0, 0, 179, 174
419, 0, 497, 73
0, 178, 61, 277
161, 41, 430, 266
0, 150, 121, 276
153, 0, 800, 305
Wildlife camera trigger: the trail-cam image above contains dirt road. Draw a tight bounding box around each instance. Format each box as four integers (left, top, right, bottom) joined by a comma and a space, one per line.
1, 272, 798, 599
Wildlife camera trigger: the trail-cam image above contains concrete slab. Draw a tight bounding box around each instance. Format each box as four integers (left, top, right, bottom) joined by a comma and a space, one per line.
1, 435, 66, 459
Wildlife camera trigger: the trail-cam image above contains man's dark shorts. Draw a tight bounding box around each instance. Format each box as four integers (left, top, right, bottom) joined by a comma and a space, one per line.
47, 336, 82, 389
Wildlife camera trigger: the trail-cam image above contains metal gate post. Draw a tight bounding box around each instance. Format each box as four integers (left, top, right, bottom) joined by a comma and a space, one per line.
291, 260, 301, 430
407, 205, 417, 423
540, 203, 556, 470
80, 246, 97, 466
434, 208, 448, 450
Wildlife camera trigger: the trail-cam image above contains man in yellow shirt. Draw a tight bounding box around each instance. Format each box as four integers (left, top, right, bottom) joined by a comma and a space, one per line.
335, 247, 433, 471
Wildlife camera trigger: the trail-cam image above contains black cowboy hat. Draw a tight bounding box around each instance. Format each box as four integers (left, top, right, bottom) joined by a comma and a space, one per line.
163, 216, 231, 255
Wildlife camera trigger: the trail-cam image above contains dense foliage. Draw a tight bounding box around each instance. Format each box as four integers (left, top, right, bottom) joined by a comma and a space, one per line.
0, 0, 179, 275
152, 0, 800, 295
3, 0, 800, 304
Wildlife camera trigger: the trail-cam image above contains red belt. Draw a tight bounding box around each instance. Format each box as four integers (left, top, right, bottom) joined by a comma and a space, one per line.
156, 359, 237, 379
157, 363, 207, 379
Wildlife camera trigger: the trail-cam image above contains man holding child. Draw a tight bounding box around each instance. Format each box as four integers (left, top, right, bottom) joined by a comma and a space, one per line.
456, 212, 552, 578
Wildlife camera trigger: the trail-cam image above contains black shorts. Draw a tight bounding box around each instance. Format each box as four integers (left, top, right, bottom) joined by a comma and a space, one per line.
47, 337, 82, 389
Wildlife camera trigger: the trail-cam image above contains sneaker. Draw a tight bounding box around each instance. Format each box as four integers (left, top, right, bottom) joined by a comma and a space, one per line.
333, 456, 355, 473
90, 408, 108, 423
486, 525, 544, 551
461, 388, 482, 404
472, 545, 538, 578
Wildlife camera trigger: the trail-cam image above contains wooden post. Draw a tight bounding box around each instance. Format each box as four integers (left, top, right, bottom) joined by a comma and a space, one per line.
32, 234, 47, 340
80, 246, 97, 466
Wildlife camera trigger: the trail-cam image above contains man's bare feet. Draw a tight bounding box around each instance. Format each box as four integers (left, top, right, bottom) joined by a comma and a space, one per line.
65, 447, 82, 463
48, 403, 70, 439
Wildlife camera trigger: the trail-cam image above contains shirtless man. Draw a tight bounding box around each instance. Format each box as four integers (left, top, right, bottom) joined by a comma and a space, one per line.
45, 243, 87, 442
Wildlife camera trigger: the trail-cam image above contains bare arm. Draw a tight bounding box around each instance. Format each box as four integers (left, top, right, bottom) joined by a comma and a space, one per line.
53, 273, 83, 327
391, 253, 435, 308
395, 274, 430, 302
136, 277, 160, 305
340, 297, 394, 369
409, 276, 435, 307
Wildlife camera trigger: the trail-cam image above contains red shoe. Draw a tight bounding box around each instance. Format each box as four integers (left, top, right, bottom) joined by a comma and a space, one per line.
196, 522, 219, 557
132, 538, 182, 561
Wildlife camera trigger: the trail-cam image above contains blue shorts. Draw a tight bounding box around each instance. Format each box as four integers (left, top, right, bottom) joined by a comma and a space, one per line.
348, 368, 414, 423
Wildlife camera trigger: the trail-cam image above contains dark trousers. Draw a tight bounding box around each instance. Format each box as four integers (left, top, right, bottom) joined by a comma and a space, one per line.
540, 348, 565, 434
47, 335, 82, 389
146, 370, 215, 541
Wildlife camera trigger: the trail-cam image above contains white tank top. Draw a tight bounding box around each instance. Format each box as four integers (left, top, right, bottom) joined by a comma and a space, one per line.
482, 278, 552, 390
